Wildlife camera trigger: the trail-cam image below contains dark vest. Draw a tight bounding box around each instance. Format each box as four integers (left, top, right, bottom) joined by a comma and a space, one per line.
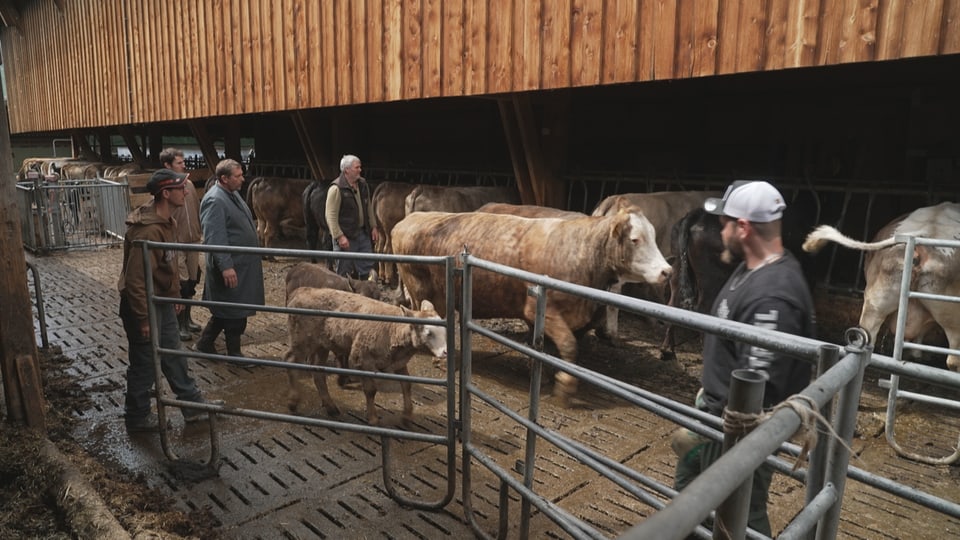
333, 175, 372, 237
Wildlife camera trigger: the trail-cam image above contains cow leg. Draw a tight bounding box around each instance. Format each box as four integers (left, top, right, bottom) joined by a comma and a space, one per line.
398, 365, 413, 428
923, 300, 960, 371
361, 377, 380, 426
543, 314, 579, 407
311, 350, 340, 417
284, 345, 310, 413
858, 283, 897, 350
599, 281, 623, 340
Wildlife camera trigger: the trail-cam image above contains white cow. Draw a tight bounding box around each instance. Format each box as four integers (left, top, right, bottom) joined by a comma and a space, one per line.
803, 202, 960, 370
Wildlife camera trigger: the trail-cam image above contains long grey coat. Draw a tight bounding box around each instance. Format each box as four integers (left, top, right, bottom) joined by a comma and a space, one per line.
200, 182, 265, 318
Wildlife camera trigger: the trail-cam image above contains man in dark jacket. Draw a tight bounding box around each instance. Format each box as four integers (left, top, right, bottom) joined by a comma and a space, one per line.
118, 169, 212, 432
195, 159, 265, 360
672, 180, 816, 536
325, 154, 378, 279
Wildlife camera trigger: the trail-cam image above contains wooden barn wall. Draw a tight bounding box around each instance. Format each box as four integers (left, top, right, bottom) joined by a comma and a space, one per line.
3, 0, 960, 134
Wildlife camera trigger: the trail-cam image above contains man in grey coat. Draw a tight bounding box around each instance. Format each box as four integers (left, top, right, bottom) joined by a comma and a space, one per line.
195, 158, 265, 361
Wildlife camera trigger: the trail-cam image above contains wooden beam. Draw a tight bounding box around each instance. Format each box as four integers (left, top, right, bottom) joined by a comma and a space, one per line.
501, 94, 561, 207
497, 97, 536, 204
0, 81, 44, 429
223, 118, 242, 162
70, 131, 100, 162
117, 126, 150, 168
188, 120, 221, 170
291, 109, 333, 180
0, 2, 22, 32
96, 132, 113, 162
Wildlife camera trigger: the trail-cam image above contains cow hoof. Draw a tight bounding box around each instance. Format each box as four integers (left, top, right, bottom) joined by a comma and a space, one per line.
324, 405, 341, 417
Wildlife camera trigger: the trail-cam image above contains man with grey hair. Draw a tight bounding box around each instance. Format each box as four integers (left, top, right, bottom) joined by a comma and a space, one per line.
324, 154, 379, 279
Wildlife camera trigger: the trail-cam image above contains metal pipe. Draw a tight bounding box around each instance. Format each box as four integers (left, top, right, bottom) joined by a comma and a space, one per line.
779, 483, 838, 540
25, 261, 49, 349
816, 341, 869, 540
804, 344, 841, 540
715, 369, 766, 540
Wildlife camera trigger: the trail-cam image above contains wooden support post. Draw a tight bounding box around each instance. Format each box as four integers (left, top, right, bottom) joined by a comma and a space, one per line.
188, 120, 222, 170
292, 110, 333, 180
16, 355, 46, 430
97, 132, 113, 161
498, 97, 536, 204
117, 126, 150, 168
0, 79, 46, 430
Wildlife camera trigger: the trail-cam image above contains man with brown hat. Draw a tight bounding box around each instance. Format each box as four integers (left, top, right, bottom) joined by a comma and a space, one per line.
117, 168, 214, 432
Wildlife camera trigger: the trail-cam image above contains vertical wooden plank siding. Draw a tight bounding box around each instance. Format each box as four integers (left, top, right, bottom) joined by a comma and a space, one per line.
764, 0, 789, 70
652, 0, 679, 80
334, 1, 350, 104
944, 0, 960, 53
403, 0, 423, 99
570, 0, 603, 87
442, 0, 466, 96
383, 0, 403, 101
487, 0, 513, 94
351, 0, 368, 103
4, 0, 960, 134
464, 0, 488, 95
542, 0, 572, 89
272, 0, 288, 111
306, 2, 324, 105
422, 0, 442, 98
515, 0, 543, 91
735, 0, 766, 73
367, 0, 385, 102
692, 0, 720, 77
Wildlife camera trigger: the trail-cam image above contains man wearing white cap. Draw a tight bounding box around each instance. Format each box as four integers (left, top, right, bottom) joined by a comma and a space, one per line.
672, 180, 816, 536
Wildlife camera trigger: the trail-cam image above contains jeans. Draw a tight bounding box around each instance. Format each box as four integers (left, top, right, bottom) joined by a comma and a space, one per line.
120, 295, 202, 419
333, 231, 374, 279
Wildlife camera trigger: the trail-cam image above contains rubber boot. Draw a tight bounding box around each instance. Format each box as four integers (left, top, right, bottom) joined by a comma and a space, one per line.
193, 318, 222, 354
224, 330, 254, 367
185, 305, 201, 332
177, 310, 193, 341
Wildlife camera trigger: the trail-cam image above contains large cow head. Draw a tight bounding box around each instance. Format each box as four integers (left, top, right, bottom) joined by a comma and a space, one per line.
614, 209, 672, 286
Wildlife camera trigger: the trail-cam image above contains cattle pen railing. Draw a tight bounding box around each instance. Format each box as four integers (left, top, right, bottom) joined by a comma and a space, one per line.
137, 241, 960, 539
16, 175, 129, 252
882, 234, 960, 465
138, 241, 461, 510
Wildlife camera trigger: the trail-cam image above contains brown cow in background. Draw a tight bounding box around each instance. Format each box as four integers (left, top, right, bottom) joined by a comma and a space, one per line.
372, 181, 417, 286
246, 177, 312, 250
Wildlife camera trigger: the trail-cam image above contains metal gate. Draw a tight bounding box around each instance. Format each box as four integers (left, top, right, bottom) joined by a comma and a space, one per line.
138, 240, 960, 539
16, 174, 129, 252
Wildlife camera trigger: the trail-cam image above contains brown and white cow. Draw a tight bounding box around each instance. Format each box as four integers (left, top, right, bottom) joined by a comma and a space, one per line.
803, 201, 960, 371
372, 181, 417, 285
591, 190, 720, 337
246, 177, 312, 250
477, 202, 587, 219
285, 287, 447, 426
284, 262, 381, 305
392, 210, 672, 404
404, 185, 521, 215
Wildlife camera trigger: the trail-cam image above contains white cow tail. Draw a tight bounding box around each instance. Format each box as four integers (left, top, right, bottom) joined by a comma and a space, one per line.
801, 225, 900, 253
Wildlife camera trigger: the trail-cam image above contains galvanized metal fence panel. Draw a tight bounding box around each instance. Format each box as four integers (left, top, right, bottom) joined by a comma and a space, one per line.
16, 177, 129, 252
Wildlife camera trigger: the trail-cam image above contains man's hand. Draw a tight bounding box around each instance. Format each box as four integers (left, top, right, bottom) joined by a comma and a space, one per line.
139, 319, 150, 339
223, 268, 239, 288
338, 235, 349, 250
371, 228, 379, 244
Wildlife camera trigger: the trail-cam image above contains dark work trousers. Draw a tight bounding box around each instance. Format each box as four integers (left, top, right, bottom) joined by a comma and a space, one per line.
333, 231, 374, 279
197, 316, 248, 355
674, 439, 774, 537
119, 295, 202, 419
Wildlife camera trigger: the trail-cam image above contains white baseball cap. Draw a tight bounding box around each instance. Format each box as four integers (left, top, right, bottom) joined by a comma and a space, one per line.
704, 180, 786, 223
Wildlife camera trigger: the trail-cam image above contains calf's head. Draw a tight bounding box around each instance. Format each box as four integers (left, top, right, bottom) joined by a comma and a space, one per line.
406, 300, 448, 359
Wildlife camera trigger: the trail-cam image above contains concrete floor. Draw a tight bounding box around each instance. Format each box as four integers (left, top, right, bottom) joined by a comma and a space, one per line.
27, 246, 960, 539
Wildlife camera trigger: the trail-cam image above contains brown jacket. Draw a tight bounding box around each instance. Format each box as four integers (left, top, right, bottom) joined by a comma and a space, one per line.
117, 201, 181, 321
